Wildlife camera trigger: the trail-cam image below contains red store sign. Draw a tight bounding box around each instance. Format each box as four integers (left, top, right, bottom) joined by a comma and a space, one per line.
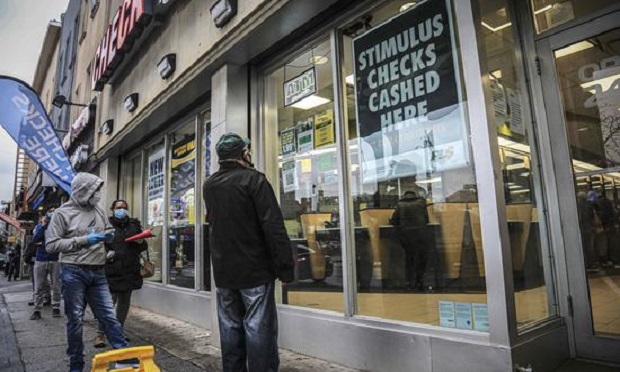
91, 0, 153, 91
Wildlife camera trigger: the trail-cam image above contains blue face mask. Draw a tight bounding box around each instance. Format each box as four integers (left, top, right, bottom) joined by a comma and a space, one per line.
45, 212, 53, 219
114, 208, 128, 220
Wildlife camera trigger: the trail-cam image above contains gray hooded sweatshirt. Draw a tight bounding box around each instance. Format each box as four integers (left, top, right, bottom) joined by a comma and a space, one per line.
45, 172, 112, 265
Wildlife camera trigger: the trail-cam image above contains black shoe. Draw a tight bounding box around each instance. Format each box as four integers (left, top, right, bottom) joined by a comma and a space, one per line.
43, 300, 51, 306
52, 308, 61, 318
125, 337, 131, 343
28, 301, 34, 306
29, 311, 41, 320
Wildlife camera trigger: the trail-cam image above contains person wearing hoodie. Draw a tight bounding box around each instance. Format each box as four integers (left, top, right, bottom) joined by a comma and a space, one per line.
45, 173, 137, 372
94, 199, 148, 348
390, 190, 431, 291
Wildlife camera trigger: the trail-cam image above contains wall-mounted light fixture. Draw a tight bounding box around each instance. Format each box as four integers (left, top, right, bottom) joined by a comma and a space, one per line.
52, 95, 91, 108
210, 0, 237, 28
100, 119, 114, 135
157, 54, 176, 79
124, 93, 139, 112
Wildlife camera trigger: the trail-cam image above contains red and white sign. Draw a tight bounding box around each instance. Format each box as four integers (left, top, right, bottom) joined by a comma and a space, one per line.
62, 105, 95, 150
91, 0, 153, 91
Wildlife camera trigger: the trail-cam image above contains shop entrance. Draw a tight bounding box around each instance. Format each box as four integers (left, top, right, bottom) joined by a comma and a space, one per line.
536, 7, 620, 364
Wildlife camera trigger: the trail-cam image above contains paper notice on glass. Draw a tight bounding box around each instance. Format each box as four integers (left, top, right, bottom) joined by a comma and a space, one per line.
593, 66, 620, 166
455, 302, 473, 330
546, 2, 574, 29
439, 301, 456, 328
314, 110, 335, 147
490, 78, 509, 135
506, 88, 525, 136
282, 160, 298, 193
281, 127, 296, 157
297, 118, 314, 153
472, 303, 490, 332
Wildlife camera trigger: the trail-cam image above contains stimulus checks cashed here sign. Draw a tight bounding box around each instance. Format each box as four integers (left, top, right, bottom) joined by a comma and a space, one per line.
353, 0, 469, 183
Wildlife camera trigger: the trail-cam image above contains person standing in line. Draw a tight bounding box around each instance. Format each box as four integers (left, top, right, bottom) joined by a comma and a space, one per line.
30, 208, 62, 320
94, 199, 148, 348
23, 235, 38, 306
46, 172, 138, 372
203, 133, 295, 372
6, 244, 20, 281
390, 190, 431, 292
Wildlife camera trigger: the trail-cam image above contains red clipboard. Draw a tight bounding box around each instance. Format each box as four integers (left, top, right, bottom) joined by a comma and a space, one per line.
124, 228, 156, 242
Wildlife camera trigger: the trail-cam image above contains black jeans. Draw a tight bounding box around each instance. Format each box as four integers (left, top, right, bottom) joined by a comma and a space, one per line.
98, 290, 132, 334
399, 227, 431, 289
217, 281, 279, 372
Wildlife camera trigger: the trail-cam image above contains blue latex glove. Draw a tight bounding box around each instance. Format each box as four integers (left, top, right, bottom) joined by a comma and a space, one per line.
86, 233, 107, 245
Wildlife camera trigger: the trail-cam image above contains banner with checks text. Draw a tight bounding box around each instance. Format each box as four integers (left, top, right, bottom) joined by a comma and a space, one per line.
0, 76, 74, 193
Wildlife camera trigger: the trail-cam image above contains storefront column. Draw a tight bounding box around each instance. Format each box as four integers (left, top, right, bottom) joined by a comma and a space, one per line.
454, 0, 517, 347
209, 63, 250, 345
99, 156, 119, 213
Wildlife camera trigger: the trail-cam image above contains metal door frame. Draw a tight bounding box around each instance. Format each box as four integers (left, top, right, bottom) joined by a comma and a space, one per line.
533, 8, 620, 363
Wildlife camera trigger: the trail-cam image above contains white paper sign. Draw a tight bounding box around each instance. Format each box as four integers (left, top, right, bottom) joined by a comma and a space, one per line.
439, 301, 456, 328
455, 302, 473, 330
472, 303, 490, 332
506, 88, 525, 136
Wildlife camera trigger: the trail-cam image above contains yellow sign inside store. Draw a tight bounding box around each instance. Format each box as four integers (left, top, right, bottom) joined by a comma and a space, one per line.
314, 110, 335, 147
171, 139, 196, 168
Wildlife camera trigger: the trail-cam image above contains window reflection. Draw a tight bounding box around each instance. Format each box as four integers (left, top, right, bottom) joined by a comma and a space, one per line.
477, 0, 556, 327
145, 145, 165, 283
531, 0, 618, 34
168, 123, 196, 289
202, 113, 212, 291
265, 39, 344, 312
343, 0, 488, 328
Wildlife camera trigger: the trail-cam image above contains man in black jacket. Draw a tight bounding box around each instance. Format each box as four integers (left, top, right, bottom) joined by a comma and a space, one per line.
203, 133, 294, 372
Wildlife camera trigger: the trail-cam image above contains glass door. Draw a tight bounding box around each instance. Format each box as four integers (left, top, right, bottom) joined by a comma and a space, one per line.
536, 12, 620, 362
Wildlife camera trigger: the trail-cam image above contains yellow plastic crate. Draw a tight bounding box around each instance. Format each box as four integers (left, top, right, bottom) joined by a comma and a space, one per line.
91, 346, 160, 372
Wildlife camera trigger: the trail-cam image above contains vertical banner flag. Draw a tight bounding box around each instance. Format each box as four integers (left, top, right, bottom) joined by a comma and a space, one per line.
0, 76, 75, 192
353, 0, 470, 183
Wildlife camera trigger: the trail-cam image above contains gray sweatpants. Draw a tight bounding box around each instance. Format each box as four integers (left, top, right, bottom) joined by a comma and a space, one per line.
33, 261, 61, 310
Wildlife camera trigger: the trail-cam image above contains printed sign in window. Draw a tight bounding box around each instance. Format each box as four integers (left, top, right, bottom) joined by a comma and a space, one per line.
352, 0, 470, 183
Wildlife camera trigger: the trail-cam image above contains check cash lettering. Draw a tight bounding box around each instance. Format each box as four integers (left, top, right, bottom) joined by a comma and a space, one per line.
11, 92, 73, 181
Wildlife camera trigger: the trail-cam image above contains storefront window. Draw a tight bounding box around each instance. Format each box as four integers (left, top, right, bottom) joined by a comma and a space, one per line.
530, 0, 618, 34
264, 38, 345, 312
341, 0, 489, 329
145, 145, 165, 283
168, 123, 196, 289
122, 154, 143, 217
476, 0, 557, 328
202, 112, 212, 290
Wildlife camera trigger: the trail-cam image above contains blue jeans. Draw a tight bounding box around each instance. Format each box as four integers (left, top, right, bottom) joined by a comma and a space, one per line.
61, 264, 129, 372
217, 281, 279, 372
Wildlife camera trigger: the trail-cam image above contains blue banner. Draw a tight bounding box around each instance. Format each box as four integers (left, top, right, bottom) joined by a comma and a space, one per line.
0, 76, 74, 193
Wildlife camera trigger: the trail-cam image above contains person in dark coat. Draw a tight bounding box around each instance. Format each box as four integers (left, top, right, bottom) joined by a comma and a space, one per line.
390, 190, 431, 291
204, 133, 294, 372
94, 199, 148, 348
7, 244, 21, 281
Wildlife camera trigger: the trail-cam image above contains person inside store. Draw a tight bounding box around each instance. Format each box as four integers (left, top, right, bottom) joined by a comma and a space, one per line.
390, 189, 431, 292
204, 133, 295, 372
45, 172, 139, 372
29, 208, 60, 320
94, 199, 148, 348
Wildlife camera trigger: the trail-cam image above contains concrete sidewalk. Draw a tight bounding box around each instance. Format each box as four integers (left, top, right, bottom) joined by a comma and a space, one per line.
0, 279, 360, 372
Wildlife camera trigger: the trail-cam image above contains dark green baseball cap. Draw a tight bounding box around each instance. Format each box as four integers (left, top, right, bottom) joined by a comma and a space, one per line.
216, 132, 251, 160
